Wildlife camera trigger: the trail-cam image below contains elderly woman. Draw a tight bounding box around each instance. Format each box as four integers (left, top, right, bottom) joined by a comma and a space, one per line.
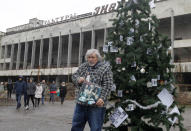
71, 49, 113, 131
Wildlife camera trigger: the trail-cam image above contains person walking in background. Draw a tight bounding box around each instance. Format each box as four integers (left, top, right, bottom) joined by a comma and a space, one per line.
4, 81, 8, 91
71, 49, 113, 131
7, 79, 13, 99
59, 82, 67, 104
0, 82, 4, 92
26, 77, 36, 110
49, 80, 57, 104
41, 80, 47, 105
35, 82, 43, 107
23, 78, 28, 108
14, 76, 26, 110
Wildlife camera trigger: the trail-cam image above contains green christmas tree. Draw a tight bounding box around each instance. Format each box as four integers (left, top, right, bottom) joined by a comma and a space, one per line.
103, 0, 185, 130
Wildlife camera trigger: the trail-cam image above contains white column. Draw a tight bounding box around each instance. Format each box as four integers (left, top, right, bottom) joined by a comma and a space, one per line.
48, 34, 53, 68
39, 35, 44, 68
0, 45, 2, 59
91, 25, 95, 49
56, 76, 60, 87
104, 26, 108, 45
31, 37, 36, 69
57, 32, 62, 68
3, 44, 8, 70
78, 28, 84, 66
9, 44, 15, 70
67, 30, 72, 67
23, 40, 29, 69
16, 41, 21, 70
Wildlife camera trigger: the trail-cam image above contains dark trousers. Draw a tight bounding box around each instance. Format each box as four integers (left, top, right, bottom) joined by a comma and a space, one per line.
24, 93, 28, 107
35, 98, 40, 107
7, 89, 12, 98
60, 96, 65, 104
41, 95, 45, 104
16, 94, 22, 109
49, 93, 55, 103
27, 95, 35, 107
71, 104, 106, 131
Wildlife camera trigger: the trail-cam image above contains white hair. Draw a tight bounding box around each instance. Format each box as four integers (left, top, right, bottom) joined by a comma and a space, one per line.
85, 49, 102, 61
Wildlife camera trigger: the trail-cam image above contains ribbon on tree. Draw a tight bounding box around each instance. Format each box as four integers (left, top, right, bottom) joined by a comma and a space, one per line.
123, 99, 162, 110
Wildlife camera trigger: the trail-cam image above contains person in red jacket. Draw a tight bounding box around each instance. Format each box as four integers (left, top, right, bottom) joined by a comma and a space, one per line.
49, 81, 57, 104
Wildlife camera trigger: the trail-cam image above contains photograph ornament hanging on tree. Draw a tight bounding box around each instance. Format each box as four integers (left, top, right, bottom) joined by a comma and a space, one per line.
126, 37, 134, 45
131, 61, 136, 67
103, 45, 108, 53
119, 20, 124, 26
109, 107, 128, 128
126, 104, 135, 111
116, 57, 122, 64
151, 79, 158, 86
110, 46, 118, 53
111, 84, 116, 92
130, 75, 136, 81
117, 90, 123, 97
140, 36, 143, 42
135, 19, 140, 28
146, 48, 152, 55
129, 28, 135, 34
120, 35, 123, 41
157, 75, 160, 80
108, 41, 113, 46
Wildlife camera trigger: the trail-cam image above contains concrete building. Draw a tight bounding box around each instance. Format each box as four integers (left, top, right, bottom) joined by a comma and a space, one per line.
0, 0, 191, 88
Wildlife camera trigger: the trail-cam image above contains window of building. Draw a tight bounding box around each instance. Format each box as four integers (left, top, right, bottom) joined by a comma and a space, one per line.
174, 47, 191, 62
175, 73, 191, 92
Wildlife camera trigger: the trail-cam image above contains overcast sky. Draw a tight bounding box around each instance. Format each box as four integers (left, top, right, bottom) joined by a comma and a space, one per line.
0, 0, 118, 32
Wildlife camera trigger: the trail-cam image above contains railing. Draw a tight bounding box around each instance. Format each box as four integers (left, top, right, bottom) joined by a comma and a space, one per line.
176, 84, 191, 92
174, 58, 191, 63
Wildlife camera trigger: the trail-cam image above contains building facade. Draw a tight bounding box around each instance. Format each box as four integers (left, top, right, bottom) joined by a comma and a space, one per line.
0, 0, 191, 87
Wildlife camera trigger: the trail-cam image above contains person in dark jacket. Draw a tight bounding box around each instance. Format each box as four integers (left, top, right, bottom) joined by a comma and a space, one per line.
49, 81, 57, 104
14, 76, 26, 109
7, 79, 13, 99
59, 82, 67, 104
26, 78, 36, 110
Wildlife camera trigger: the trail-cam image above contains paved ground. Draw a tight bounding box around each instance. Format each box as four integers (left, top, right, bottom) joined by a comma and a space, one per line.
0, 100, 90, 131
0, 100, 191, 131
